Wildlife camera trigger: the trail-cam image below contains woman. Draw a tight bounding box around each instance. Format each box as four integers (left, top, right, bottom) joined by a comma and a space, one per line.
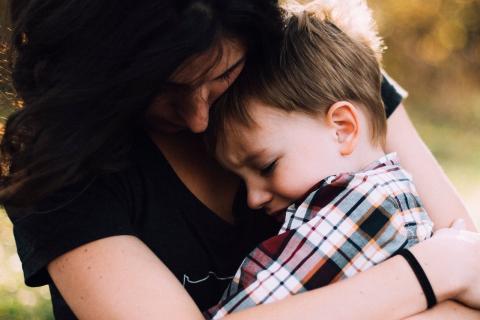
1, 0, 479, 319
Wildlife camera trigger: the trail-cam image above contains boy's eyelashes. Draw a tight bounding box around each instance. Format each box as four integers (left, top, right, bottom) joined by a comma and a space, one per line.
259, 160, 277, 177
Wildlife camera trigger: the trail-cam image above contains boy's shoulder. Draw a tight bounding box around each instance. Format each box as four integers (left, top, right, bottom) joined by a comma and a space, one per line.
337, 153, 415, 195
319, 153, 419, 214
282, 153, 424, 232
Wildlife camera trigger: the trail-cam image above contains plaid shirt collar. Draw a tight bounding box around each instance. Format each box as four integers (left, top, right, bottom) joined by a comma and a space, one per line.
292, 152, 400, 208
282, 152, 401, 231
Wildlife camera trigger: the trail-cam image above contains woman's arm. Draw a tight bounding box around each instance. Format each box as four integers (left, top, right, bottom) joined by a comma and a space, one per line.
384, 103, 479, 319
48, 236, 205, 320
403, 301, 480, 320
385, 104, 477, 231
48, 227, 480, 320
225, 225, 480, 320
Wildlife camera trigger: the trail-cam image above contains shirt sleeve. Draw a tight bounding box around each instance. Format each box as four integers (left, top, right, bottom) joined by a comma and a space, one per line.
381, 72, 408, 118
5, 174, 137, 287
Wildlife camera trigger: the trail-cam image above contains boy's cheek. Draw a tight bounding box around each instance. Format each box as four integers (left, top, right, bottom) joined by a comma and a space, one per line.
271, 174, 310, 202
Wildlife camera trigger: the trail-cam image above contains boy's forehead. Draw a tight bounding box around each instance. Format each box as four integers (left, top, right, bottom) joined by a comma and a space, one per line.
216, 124, 253, 166
216, 121, 279, 171
217, 105, 287, 154
215, 103, 300, 167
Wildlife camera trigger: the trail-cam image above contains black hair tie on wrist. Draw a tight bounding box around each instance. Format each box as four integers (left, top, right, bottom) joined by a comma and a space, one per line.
396, 248, 438, 309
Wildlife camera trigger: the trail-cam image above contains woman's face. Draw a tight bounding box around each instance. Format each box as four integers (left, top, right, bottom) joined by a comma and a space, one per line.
147, 38, 246, 134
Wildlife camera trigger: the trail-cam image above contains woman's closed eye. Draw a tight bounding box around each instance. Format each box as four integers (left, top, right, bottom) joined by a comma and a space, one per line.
216, 68, 234, 82
213, 57, 245, 83
260, 160, 277, 177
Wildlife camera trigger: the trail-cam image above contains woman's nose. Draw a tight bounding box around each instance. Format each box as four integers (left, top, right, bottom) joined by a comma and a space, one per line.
247, 186, 272, 210
185, 86, 210, 133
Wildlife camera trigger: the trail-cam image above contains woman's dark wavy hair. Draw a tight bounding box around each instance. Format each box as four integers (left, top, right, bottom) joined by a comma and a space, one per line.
0, 0, 283, 206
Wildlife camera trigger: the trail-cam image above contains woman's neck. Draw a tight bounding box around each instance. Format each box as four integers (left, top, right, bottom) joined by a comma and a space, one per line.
148, 129, 240, 224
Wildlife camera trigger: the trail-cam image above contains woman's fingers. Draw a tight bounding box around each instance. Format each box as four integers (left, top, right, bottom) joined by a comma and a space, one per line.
451, 218, 466, 230
415, 225, 480, 307
431, 218, 466, 237
453, 229, 480, 308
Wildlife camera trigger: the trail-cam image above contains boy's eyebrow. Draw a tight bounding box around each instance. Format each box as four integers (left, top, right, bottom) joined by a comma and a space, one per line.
211, 57, 246, 81
242, 148, 268, 165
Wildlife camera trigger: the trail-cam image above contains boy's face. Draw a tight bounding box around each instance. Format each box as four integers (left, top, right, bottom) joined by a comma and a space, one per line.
217, 100, 345, 216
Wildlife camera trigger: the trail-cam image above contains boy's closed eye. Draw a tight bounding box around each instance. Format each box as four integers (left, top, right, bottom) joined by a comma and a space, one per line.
260, 160, 278, 177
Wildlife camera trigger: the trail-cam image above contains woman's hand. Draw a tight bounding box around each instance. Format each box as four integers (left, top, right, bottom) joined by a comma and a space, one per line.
437, 220, 480, 308
436, 220, 480, 308
410, 219, 480, 308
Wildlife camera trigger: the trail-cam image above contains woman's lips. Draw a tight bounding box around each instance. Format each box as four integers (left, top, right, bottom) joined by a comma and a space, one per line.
156, 120, 186, 133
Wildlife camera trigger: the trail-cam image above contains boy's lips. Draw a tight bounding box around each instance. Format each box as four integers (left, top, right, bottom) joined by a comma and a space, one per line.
266, 206, 288, 217
265, 207, 288, 222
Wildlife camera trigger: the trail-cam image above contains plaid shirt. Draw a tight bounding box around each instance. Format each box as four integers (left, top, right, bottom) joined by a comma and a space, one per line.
206, 153, 433, 319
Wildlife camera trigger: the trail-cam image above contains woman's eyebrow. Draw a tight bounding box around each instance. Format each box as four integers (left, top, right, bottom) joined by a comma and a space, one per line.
212, 57, 246, 81
166, 57, 245, 87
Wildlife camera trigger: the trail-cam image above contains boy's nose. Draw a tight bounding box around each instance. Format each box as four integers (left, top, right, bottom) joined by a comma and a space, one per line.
247, 187, 272, 210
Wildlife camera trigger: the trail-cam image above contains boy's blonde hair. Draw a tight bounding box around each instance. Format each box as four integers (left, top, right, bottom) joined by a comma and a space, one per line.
209, 0, 387, 151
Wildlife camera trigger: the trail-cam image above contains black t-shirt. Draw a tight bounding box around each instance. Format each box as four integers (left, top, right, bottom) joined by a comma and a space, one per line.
5, 77, 404, 319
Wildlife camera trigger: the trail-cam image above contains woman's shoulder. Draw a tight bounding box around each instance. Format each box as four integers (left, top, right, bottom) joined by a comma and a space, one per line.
4, 171, 137, 286
3, 131, 176, 286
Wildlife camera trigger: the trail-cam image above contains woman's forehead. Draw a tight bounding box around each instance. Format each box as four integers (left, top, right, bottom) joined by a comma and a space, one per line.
170, 38, 246, 85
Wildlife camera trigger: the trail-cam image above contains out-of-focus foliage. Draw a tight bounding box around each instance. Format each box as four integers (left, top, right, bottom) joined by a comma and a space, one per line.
0, 210, 54, 320
1, 3, 54, 319
368, 0, 480, 221
0, 1, 15, 136
370, 0, 480, 124
0, 1, 479, 319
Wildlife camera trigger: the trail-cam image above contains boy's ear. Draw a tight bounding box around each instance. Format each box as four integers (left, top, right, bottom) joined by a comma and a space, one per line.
325, 101, 360, 156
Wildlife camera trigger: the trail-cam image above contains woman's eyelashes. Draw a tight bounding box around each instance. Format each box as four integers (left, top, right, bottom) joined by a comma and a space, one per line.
217, 69, 233, 82
260, 160, 277, 177
214, 58, 245, 83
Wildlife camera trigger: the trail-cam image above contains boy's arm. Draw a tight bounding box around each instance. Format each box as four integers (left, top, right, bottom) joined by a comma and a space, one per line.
385, 104, 477, 231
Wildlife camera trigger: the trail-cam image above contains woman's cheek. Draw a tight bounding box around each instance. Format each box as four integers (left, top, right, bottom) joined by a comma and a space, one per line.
208, 81, 231, 104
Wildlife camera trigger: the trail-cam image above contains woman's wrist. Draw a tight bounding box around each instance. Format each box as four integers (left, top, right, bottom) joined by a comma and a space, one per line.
408, 234, 469, 303
395, 249, 437, 308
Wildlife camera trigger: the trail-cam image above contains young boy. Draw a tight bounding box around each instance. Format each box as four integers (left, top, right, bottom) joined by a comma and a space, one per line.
205, 1, 433, 318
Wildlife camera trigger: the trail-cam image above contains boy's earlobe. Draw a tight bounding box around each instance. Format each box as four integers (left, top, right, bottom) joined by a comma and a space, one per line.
327, 101, 360, 156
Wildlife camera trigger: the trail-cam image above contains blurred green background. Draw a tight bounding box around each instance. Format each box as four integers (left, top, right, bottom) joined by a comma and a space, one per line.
369, 0, 480, 221
0, 0, 479, 319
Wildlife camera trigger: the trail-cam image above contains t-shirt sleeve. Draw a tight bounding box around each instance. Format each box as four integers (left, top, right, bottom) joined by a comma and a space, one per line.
381, 72, 408, 118
5, 175, 137, 287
